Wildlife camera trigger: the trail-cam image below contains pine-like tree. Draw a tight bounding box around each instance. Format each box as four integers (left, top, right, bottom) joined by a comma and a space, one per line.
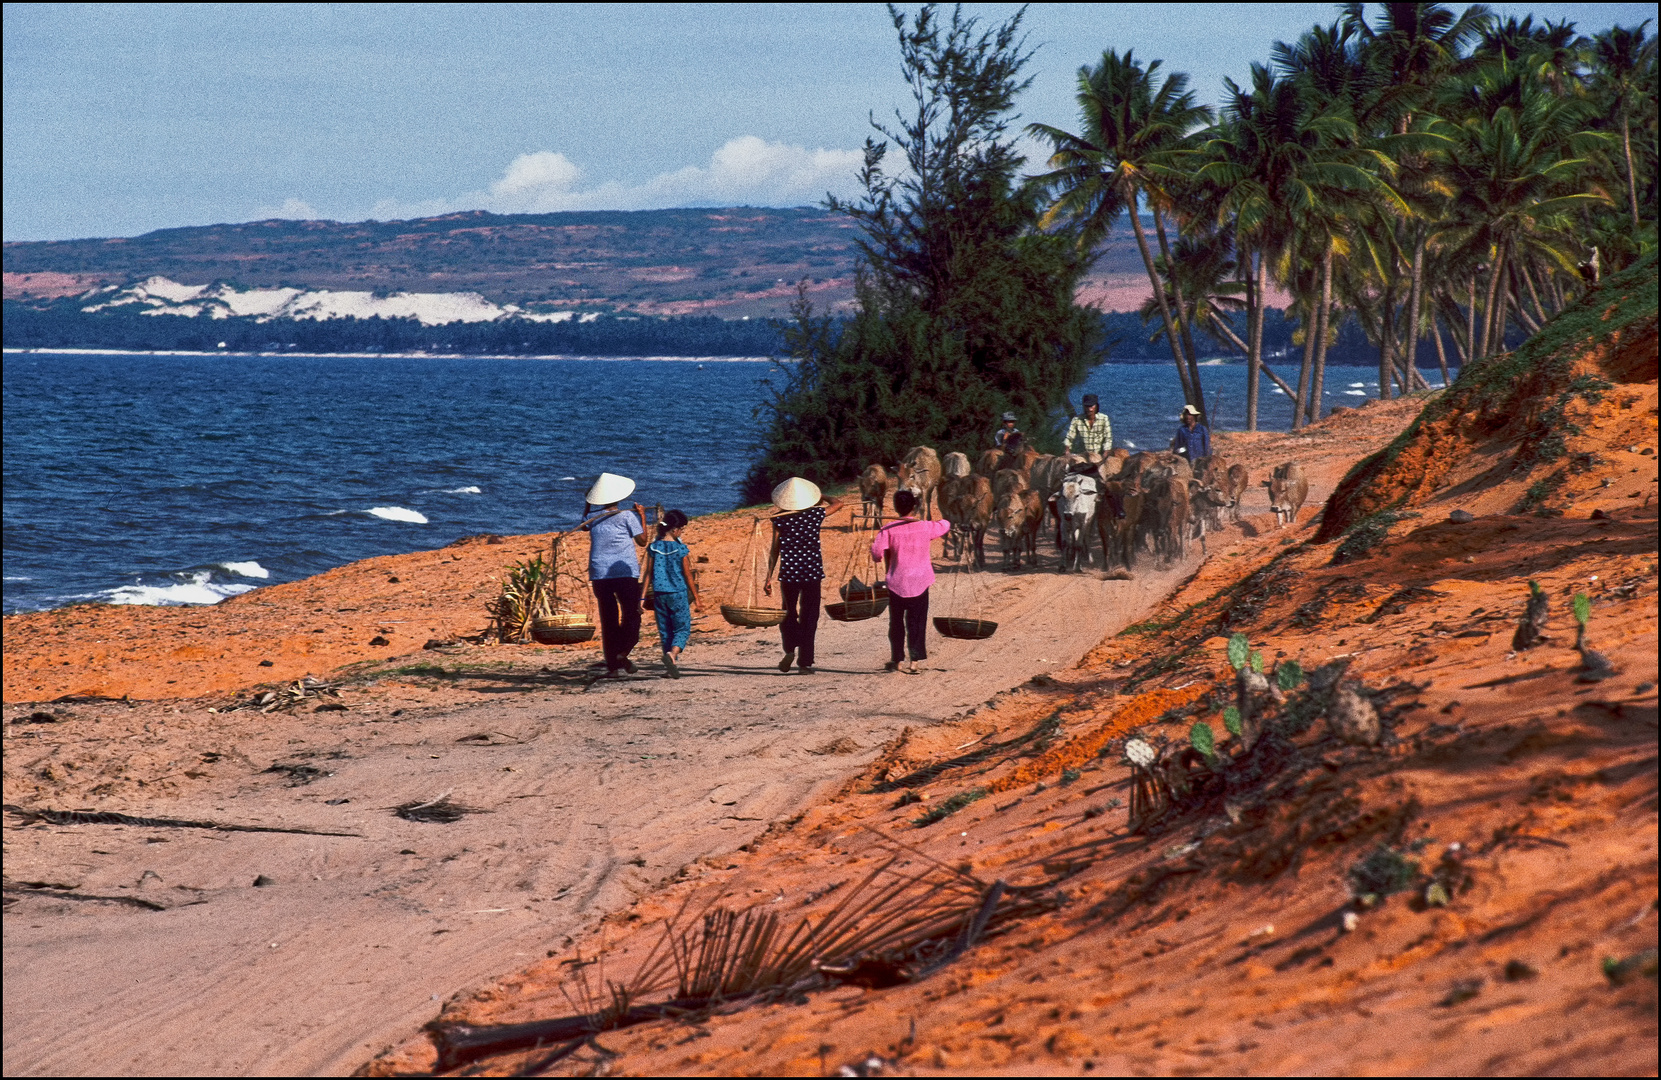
742, 4, 1103, 503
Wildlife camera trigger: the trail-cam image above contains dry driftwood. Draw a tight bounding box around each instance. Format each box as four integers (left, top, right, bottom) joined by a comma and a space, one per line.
4, 805, 361, 838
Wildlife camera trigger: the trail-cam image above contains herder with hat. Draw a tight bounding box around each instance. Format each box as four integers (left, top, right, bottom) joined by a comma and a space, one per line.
1063, 394, 1113, 458
762, 477, 843, 674
1172, 404, 1211, 462
994, 411, 1021, 450
580, 472, 648, 677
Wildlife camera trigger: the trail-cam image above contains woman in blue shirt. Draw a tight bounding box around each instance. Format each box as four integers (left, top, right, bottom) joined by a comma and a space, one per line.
580, 472, 648, 677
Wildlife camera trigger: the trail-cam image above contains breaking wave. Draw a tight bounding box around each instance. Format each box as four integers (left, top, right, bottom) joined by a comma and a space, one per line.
101, 571, 257, 606
218, 560, 270, 578
366, 506, 429, 524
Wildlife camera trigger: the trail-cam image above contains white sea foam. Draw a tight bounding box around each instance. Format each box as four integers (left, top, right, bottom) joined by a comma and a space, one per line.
1122, 441, 1137, 449
366, 506, 429, 523
560, 476, 577, 481
1344, 390, 1367, 396
1349, 382, 1366, 387
4, 575, 32, 582
219, 560, 271, 578
442, 485, 482, 494
104, 571, 256, 606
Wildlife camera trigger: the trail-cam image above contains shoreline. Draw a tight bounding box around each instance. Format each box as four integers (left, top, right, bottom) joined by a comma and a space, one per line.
1, 402, 1421, 705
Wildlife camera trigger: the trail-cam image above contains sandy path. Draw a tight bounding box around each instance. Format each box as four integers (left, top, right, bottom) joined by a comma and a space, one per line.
3, 540, 1194, 1076
6, 399, 1410, 1079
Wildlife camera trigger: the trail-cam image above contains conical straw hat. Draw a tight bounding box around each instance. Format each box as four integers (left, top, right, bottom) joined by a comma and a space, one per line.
772, 477, 822, 512
586, 472, 636, 505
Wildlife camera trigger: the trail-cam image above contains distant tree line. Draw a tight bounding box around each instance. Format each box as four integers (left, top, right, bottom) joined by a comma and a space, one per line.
0, 301, 784, 357
2, 295, 1437, 365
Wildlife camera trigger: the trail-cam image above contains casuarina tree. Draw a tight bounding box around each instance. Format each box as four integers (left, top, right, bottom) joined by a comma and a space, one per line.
742, 3, 1103, 504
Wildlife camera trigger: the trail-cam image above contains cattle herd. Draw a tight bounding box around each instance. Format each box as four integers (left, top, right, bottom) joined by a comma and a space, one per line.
857, 444, 1310, 574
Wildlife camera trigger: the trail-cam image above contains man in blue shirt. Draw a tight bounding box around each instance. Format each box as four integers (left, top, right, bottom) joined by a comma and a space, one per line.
1172, 404, 1211, 462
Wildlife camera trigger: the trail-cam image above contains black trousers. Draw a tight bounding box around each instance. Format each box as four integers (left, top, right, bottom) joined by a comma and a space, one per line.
888, 589, 929, 662
779, 580, 821, 666
591, 577, 642, 670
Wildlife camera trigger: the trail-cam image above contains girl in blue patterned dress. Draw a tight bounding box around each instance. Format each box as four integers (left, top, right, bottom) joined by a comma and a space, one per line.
643, 509, 699, 678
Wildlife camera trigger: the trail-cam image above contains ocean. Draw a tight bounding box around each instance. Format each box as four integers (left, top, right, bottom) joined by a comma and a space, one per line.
1, 350, 1413, 614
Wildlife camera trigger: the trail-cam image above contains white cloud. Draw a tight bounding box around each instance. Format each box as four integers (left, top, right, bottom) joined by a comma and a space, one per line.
368, 137, 864, 220
254, 197, 319, 219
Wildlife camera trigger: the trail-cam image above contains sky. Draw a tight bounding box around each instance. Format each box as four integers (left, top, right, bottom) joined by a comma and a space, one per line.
4, 2, 1652, 242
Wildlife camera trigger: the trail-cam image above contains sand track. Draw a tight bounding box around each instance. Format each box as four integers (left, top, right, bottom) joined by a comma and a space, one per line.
3, 406, 1414, 1077
4, 538, 1201, 1076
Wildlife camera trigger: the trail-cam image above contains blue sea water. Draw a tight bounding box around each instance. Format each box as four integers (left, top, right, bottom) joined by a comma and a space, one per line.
1, 350, 1408, 613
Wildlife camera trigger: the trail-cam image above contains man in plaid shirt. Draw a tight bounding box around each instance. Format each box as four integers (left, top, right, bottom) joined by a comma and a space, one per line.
1063, 394, 1113, 456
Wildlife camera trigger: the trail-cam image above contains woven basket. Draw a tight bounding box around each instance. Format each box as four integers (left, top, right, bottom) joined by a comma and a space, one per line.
934, 616, 998, 640
531, 612, 597, 645
825, 597, 889, 622
721, 603, 787, 628
840, 581, 890, 602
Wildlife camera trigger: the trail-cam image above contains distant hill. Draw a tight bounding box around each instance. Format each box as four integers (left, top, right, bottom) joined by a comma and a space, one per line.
2, 206, 1153, 319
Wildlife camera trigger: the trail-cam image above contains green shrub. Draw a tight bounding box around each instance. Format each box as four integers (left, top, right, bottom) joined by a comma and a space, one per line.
1348, 845, 1418, 901
913, 788, 988, 827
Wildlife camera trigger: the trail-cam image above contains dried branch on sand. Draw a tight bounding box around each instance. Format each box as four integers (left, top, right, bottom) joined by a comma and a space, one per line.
427, 849, 1012, 1071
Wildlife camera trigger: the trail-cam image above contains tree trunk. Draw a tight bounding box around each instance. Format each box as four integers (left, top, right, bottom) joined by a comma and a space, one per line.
1510, 276, 1541, 334
1154, 207, 1207, 425
1443, 297, 1471, 365
1243, 244, 1260, 431
1293, 300, 1317, 431
1379, 277, 1397, 401
1491, 242, 1513, 354
1477, 245, 1505, 360
1311, 246, 1336, 420
1431, 317, 1452, 387
1623, 115, 1641, 229
1248, 248, 1267, 428
1466, 274, 1479, 362
1517, 258, 1550, 323
1404, 232, 1426, 391
1127, 191, 1193, 405
1210, 312, 1300, 400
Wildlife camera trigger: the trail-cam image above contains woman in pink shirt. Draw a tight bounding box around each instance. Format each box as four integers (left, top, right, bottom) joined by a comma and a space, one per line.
870, 489, 952, 673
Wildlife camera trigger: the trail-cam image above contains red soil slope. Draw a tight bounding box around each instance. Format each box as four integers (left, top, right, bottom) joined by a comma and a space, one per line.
362, 283, 1659, 1076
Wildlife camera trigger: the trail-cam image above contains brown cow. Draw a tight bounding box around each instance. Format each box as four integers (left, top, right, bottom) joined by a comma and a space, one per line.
1191, 456, 1234, 535
995, 488, 1043, 570
1225, 463, 1250, 522
1098, 479, 1144, 571
1264, 462, 1308, 528
992, 466, 1029, 504
858, 463, 889, 528
896, 446, 942, 520
1143, 474, 1192, 567
941, 473, 994, 569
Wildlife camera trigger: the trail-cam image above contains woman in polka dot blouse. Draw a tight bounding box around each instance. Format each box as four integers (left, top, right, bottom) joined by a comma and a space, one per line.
762, 477, 844, 674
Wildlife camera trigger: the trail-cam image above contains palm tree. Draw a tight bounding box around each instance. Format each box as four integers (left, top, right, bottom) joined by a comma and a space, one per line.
1436, 56, 1610, 358
1340, 3, 1491, 397
1030, 50, 1214, 421
1586, 22, 1657, 230
1200, 62, 1404, 427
